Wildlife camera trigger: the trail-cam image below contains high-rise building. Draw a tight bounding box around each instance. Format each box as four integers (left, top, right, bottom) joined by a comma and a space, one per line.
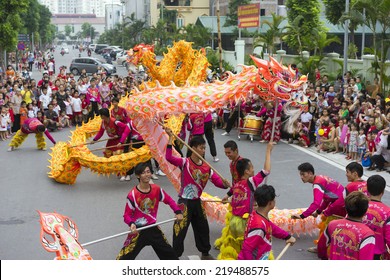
38, 0, 122, 17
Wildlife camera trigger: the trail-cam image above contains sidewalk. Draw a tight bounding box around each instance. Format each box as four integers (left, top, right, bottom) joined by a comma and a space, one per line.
285, 141, 390, 190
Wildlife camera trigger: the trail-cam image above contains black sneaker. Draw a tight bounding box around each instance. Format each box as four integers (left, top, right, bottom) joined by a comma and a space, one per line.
200, 254, 215, 260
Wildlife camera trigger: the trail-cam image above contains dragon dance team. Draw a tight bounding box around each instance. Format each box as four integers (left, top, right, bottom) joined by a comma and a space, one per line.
5, 78, 388, 260
107, 111, 389, 260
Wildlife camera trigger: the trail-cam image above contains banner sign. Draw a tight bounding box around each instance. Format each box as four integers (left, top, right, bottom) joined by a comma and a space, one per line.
238, 3, 260, 28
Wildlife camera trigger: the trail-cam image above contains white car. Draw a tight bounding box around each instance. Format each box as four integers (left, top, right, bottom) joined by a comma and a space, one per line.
116, 54, 129, 67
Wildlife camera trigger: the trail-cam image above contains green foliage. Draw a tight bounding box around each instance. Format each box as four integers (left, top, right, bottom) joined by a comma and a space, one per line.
64, 25, 72, 37
253, 13, 285, 55
285, 0, 326, 54
206, 49, 233, 73
322, 0, 346, 25
224, 0, 251, 27
181, 24, 211, 48
348, 43, 358, 59
37, 5, 53, 45
0, 0, 29, 52
296, 55, 327, 83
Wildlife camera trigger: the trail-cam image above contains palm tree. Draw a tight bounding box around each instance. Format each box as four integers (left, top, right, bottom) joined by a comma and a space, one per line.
312, 32, 341, 56
283, 15, 305, 56
354, 0, 390, 91
253, 13, 285, 55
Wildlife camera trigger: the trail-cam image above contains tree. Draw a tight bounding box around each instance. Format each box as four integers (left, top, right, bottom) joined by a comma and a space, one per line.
21, 0, 40, 35
323, 0, 362, 46
37, 5, 53, 46
0, 0, 29, 54
81, 22, 96, 40
285, 0, 325, 54
253, 13, 285, 55
224, 0, 251, 27
181, 24, 211, 48
354, 0, 390, 92
64, 25, 72, 37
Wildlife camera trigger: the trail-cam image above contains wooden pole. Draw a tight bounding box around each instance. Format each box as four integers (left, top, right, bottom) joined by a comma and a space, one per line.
276, 243, 291, 260
81, 218, 177, 247
157, 121, 229, 184
89, 141, 145, 152
269, 99, 279, 143
69, 137, 114, 148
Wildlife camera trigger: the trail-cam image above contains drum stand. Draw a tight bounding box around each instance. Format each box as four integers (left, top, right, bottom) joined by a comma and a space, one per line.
237, 105, 262, 143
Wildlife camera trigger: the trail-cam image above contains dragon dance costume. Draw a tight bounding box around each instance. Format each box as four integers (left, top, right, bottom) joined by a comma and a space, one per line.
217, 170, 269, 260
214, 155, 243, 252
9, 118, 56, 150
318, 218, 375, 260
300, 175, 346, 252
363, 199, 390, 259
238, 211, 291, 260
92, 117, 130, 157
166, 144, 226, 257
117, 184, 182, 260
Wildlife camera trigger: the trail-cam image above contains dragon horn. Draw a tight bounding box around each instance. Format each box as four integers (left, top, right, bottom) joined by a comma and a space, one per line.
269, 56, 285, 73
250, 55, 269, 69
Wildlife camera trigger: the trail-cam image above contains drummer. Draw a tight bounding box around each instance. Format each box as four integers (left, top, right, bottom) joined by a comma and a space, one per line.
258, 101, 283, 143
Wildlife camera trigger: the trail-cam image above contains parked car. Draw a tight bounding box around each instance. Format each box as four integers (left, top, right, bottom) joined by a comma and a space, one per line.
89, 44, 97, 52
103, 49, 123, 60
94, 44, 109, 54
116, 54, 129, 67
69, 57, 116, 75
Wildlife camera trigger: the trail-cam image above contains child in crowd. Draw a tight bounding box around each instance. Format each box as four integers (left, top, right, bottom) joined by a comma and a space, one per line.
58, 110, 71, 128
71, 91, 83, 126
19, 101, 28, 126
357, 127, 366, 162
52, 99, 61, 116
64, 97, 73, 126
0, 106, 9, 140
27, 103, 35, 119
347, 122, 359, 161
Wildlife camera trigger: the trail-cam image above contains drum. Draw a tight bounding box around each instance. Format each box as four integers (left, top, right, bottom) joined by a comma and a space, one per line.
241, 115, 263, 135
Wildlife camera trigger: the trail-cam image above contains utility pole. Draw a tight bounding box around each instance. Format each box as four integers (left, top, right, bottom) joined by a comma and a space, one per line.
217, 0, 223, 73
211, 0, 214, 50
361, 8, 365, 58
342, 0, 350, 78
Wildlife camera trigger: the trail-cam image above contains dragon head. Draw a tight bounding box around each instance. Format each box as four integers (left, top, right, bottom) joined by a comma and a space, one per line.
127, 44, 155, 66
250, 55, 307, 102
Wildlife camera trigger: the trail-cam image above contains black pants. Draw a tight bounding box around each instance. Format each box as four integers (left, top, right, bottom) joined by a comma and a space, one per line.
225, 110, 242, 133
371, 154, 387, 169
173, 198, 211, 257
204, 121, 217, 157
88, 101, 99, 120
12, 114, 21, 132
117, 226, 178, 260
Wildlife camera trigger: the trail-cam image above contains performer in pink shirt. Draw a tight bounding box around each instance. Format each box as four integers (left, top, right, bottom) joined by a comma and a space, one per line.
8, 117, 56, 151
318, 191, 375, 260
363, 175, 390, 259
217, 142, 274, 259
91, 108, 130, 158
292, 162, 346, 254
165, 127, 230, 259
117, 163, 183, 260
238, 185, 296, 260
187, 112, 204, 141
345, 162, 368, 196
